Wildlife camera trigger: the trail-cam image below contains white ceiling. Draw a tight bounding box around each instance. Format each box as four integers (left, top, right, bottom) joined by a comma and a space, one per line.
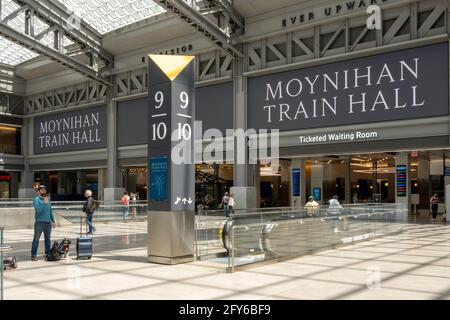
0, 0, 169, 66
57, 0, 166, 35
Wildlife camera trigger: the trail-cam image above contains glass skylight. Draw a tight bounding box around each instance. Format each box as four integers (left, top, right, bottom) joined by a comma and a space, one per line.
0, 0, 38, 65
56, 0, 166, 34
0, 0, 198, 66
0, 0, 166, 66
0, 0, 75, 65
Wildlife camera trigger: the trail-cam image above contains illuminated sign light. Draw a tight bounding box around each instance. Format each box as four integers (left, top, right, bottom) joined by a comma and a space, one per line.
313, 187, 321, 201
0, 175, 11, 181
396, 165, 407, 197
292, 168, 300, 197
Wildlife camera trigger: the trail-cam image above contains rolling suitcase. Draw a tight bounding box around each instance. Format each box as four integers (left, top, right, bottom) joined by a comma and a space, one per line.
76, 216, 93, 260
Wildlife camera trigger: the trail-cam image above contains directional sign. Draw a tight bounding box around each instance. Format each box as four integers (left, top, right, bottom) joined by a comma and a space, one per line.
148, 54, 195, 212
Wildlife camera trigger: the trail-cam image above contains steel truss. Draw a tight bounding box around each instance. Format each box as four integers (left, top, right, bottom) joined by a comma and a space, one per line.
155, 0, 244, 58
245, 0, 447, 72
25, 0, 448, 114
0, 0, 113, 86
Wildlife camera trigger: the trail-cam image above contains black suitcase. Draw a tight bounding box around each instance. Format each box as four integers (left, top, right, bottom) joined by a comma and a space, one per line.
76, 217, 93, 260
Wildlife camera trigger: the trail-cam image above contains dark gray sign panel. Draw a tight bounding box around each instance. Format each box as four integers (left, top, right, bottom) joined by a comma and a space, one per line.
116, 82, 233, 147
196, 82, 233, 135
33, 105, 107, 154
248, 43, 449, 131
117, 98, 148, 147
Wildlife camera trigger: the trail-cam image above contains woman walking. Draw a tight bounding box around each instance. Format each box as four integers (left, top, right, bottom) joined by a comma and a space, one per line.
430, 193, 439, 222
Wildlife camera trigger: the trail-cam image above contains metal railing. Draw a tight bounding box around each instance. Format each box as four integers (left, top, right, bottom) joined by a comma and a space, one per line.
52, 203, 148, 223
196, 203, 407, 272
0, 227, 13, 300
195, 207, 228, 259
0, 201, 149, 228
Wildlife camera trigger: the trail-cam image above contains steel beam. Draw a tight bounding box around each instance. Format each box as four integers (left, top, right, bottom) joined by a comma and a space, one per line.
155, 0, 243, 58
204, 0, 244, 29
14, 0, 113, 66
0, 23, 112, 86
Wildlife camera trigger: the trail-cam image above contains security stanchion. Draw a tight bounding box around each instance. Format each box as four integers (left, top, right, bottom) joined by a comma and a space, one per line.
0, 227, 13, 300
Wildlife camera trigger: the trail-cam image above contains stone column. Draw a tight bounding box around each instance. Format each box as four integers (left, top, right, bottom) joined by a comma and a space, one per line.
57, 172, 66, 195
417, 155, 430, 213
9, 171, 19, 198
255, 163, 261, 208
230, 54, 256, 209
104, 86, 124, 203
344, 157, 351, 204
372, 158, 378, 201
445, 155, 450, 220
76, 171, 87, 195
19, 117, 35, 198
388, 157, 396, 202
97, 168, 105, 201
311, 164, 324, 205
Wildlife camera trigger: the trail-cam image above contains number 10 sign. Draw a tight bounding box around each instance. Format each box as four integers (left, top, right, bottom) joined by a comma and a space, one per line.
148, 54, 195, 212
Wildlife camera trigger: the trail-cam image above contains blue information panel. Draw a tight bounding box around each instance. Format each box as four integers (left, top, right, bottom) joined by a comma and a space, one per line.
396, 165, 407, 197
313, 187, 321, 201
150, 157, 168, 202
292, 168, 300, 197
445, 166, 450, 177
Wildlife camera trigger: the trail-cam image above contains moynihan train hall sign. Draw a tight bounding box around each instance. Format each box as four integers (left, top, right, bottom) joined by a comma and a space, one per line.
33, 105, 107, 154
248, 43, 449, 132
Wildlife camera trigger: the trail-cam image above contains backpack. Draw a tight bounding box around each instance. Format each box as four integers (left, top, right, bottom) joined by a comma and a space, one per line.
47, 241, 62, 261
2, 256, 17, 270
93, 200, 100, 209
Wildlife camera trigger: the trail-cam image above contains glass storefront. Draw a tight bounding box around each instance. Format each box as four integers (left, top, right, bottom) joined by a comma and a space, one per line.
260, 161, 291, 207
121, 164, 234, 206
266, 150, 449, 213
34, 170, 99, 200
0, 125, 21, 155
195, 164, 233, 210
302, 154, 398, 204
122, 167, 147, 200
0, 172, 11, 198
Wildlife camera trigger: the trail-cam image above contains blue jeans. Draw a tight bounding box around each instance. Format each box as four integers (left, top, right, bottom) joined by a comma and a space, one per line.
223, 203, 229, 217
123, 206, 129, 220
85, 213, 95, 233
31, 222, 52, 257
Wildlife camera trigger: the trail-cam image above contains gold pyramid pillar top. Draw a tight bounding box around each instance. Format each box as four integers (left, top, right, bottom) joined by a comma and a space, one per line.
148, 54, 194, 81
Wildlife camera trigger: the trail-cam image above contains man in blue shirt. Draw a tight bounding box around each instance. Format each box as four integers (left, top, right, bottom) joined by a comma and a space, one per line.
31, 185, 56, 261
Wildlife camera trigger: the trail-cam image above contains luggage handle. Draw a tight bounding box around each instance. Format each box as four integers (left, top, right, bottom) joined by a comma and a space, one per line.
79, 216, 88, 237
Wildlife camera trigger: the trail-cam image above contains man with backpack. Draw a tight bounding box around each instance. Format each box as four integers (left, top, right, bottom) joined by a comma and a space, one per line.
83, 189, 96, 234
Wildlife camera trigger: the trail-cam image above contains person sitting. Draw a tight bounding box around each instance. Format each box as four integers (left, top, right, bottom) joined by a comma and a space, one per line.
304, 196, 319, 215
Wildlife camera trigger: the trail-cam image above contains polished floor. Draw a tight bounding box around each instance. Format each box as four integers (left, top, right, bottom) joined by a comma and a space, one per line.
2, 221, 148, 261
2, 222, 449, 300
